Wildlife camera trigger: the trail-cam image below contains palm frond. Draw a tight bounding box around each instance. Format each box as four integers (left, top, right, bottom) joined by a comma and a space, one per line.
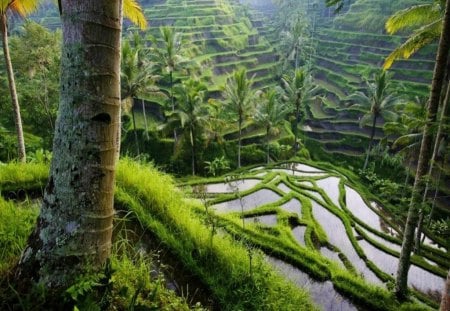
383, 19, 441, 69
9, 0, 38, 17
385, 4, 440, 34
123, 0, 147, 30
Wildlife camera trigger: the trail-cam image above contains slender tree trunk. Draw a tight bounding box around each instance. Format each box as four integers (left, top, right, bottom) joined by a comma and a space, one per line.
238, 114, 242, 168
1, 14, 26, 162
363, 113, 378, 170
142, 98, 148, 132
17, 0, 122, 293
190, 126, 196, 175
131, 102, 140, 155
440, 270, 450, 311
266, 126, 270, 164
170, 71, 177, 147
294, 101, 300, 152
396, 0, 450, 299
415, 85, 450, 251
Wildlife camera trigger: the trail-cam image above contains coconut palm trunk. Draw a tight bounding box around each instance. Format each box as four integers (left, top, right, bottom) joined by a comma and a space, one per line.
238, 113, 242, 168
17, 0, 122, 291
142, 98, 148, 132
364, 113, 378, 170
294, 98, 301, 152
441, 269, 450, 311
414, 80, 450, 251
266, 126, 270, 164
190, 126, 196, 175
395, 0, 450, 299
1, 14, 26, 162
131, 102, 140, 155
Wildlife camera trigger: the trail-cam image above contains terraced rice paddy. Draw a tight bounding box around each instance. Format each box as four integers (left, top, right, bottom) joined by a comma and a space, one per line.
192, 162, 448, 309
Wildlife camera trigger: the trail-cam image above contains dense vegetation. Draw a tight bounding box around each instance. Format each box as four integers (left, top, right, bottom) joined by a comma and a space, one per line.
0, 0, 449, 309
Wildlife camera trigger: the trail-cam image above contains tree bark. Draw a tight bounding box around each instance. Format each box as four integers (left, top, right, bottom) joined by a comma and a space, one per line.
1, 14, 26, 162
363, 113, 378, 171
266, 126, 270, 164
131, 101, 140, 155
395, 0, 450, 299
440, 269, 450, 311
238, 113, 242, 168
17, 0, 122, 292
142, 98, 148, 132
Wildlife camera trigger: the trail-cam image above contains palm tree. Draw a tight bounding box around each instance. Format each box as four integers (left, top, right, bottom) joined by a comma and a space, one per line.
383, 0, 444, 69
223, 68, 255, 168
396, 0, 450, 299
1, 0, 39, 162
150, 26, 196, 145
121, 32, 164, 155
169, 79, 208, 175
347, 71, 401, 170
255, 89, 291, 164
280, 68, 315, 153
441, 269, 450, 310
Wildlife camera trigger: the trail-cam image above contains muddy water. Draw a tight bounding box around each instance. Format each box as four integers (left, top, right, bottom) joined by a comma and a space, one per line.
204, 179, 260, 193
316, 177, 341, 207
311, 201, 383, 285
212, 189, 281, 213
358, 240, 445, 295
266, 256, 358, 311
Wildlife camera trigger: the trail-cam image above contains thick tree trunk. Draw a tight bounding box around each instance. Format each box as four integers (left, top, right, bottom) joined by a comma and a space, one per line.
1, 14, 26, 162
441, 269, 450, 311
395, 0, 450, 299
17, 0, 122, 291
363, 113, 378, 170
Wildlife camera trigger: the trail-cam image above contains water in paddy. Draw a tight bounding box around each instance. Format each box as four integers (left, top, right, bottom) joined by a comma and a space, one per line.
266, 256, 358, 311
277, 182, 292, 194
356, 226, 401, 253
310, 201, 383, 285
292, 226, 306, 246
321, 247, 345, 268
271, 168, 328, 178
358, 240, 445, 294
345, 186, 398, 236
281, 198, 302, 218
203, 179, 260, 193
315, 177, 341, 207
244, 214, 277, 226
280, 163, 325, 173
212, 189, 281, 213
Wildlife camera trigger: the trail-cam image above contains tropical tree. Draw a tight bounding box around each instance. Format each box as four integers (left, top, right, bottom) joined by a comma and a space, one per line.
17, 0, 146, 299
441, 269, 450, 310
150, 26, 196, 145
383, 0, 445, 69
395, 0, 450, 299
255, 89, 290, 164
169, 79, 208, 175
347, 70, 401, 170
1, 0, 39, 162
280, 68, 315, 153
223, 68, 255, 168
121, 32, 164, 155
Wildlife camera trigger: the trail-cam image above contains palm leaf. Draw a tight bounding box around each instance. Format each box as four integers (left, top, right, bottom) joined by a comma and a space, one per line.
383, 19, 441, 69
385, 4, 440, 34
8, 0, 38, 16
123, 0, 147, 30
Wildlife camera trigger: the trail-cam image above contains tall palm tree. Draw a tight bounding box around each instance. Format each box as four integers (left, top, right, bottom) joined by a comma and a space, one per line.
121, 32, 164, 155
1, 0, 39, 162
255, 89, 291, 164
441, 269, 450, 311
169, 79, 208, 175
150, 26, 196, 146
280, 68, 315, 153
383, 0, 444, 69
347, 71, 401, 170
396, 0, 450, 299
223, 68, 255, 168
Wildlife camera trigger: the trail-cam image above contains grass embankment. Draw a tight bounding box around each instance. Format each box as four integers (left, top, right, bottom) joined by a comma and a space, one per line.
0, 160, 317, 310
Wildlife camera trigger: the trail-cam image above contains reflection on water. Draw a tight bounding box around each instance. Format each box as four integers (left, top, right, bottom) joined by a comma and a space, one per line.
316, 177, 341, 207
311, 201, 382, 285
271, 168, 328, 178
345, 186, 397, 236
204, 179, 260, 193
358, 240, 445, 295
357, 226, 401, 253
266, 256, 358, 311
245, 214, 277, 226
212, 189, 281, 213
